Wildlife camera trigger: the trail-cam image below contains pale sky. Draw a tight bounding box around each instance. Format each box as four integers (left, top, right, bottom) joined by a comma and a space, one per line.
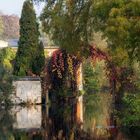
0, 0, 45, 17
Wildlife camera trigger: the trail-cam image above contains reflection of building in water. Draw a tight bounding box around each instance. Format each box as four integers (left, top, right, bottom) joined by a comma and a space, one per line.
11, 106, 42, 130
9, 104, 81, 139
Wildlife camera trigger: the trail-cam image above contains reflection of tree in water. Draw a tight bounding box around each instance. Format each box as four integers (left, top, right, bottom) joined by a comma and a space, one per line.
0, 101, 132, 140
41, 102, 94, 140
42, 100, 77, 140
0, 107, 15, 140
84, 93, 115, 139
0, 103, 93, 140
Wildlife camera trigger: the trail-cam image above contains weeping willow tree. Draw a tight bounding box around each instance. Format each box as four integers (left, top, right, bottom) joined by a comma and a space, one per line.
40, 0, 95, 57
36, 0, 140, 62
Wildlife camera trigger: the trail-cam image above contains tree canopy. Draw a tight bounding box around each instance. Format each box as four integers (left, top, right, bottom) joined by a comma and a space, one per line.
32, 41, 45, 75
14, 0, 43, 76
93, 0, 140, 61
0, 16, 3, 37
40, 0, 95, 57
39, 0, 140, 62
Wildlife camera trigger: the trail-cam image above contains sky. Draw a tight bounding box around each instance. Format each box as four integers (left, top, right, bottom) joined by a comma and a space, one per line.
0, 0, 44, 17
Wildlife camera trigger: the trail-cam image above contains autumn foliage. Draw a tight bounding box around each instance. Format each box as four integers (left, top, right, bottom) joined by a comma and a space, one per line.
48, 49, 81, 91
48, 45, 135, 94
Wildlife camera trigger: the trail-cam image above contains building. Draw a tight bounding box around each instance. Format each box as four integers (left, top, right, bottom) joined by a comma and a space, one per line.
7, 38, 59, 57
0, 40, 8, 48
0, 39, 18, 49
8, 39, 18, 47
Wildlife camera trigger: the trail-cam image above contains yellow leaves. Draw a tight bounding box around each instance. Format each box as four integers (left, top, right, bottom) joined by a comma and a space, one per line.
67, 54, 73, 76
52, 68, 57, 72
3, 59, 12, 70
109, 8, 122, 17
106, 16, 131, 45
52, 67, 62, 78
57, 69, 62, 79
110, 47, 129, 67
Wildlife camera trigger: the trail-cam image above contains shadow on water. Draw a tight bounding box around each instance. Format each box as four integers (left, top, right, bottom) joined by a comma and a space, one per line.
0, 93, 139, 140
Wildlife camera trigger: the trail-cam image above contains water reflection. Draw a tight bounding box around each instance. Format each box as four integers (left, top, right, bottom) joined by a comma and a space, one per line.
11, 106, 41, 129
0, 93, 135, 140
0, 107, 15, 140
84, 93, 116, 139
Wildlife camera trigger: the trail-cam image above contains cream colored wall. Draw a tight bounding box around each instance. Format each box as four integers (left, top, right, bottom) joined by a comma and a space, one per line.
12, 80, 41, 104
12, 47, 58, 105
12, 106, 41, 129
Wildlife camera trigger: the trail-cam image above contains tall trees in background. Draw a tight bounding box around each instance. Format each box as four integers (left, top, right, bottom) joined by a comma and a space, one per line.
93, 0, 140, 97
32, 41, 45, 75
0, 11, 19, 39
93, 0, 140, 62
1, 15, 19, 39
0, 16, 3, 37
39, 0, 140, 103
14, 0, 45, 76
40, 0, 95, 57
40, 0, 140, 89
40, 0, 140, 62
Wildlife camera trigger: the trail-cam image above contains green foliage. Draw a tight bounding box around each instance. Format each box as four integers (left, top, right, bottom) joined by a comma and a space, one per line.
0, 48, 15, 104
109, 47, 129, 68
92, 0, 140, 97
0, 70, 13, 104
84, 93, 112, 132
0, 47, 15, 71
119, 93, 140, 126
133, 62, 140, 90
40, 0, 94, 57
32, 41, 45, 75
83, 60, 108, 94
14, 0, 43, 76
84, 61, 100, 93
93, 0, 140, 61
39, 0, 140, 63
0, 108, 15, 139
39, 0, 140, 61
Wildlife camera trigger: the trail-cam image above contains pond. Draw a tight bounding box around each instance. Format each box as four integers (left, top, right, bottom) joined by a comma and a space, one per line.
0, 93, 139, 140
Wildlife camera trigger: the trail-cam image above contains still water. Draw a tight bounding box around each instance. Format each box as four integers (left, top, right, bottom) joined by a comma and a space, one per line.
0, 93, 139, 140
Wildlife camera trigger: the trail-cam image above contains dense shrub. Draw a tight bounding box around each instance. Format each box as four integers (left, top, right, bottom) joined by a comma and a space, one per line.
0, 48, 15, 104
